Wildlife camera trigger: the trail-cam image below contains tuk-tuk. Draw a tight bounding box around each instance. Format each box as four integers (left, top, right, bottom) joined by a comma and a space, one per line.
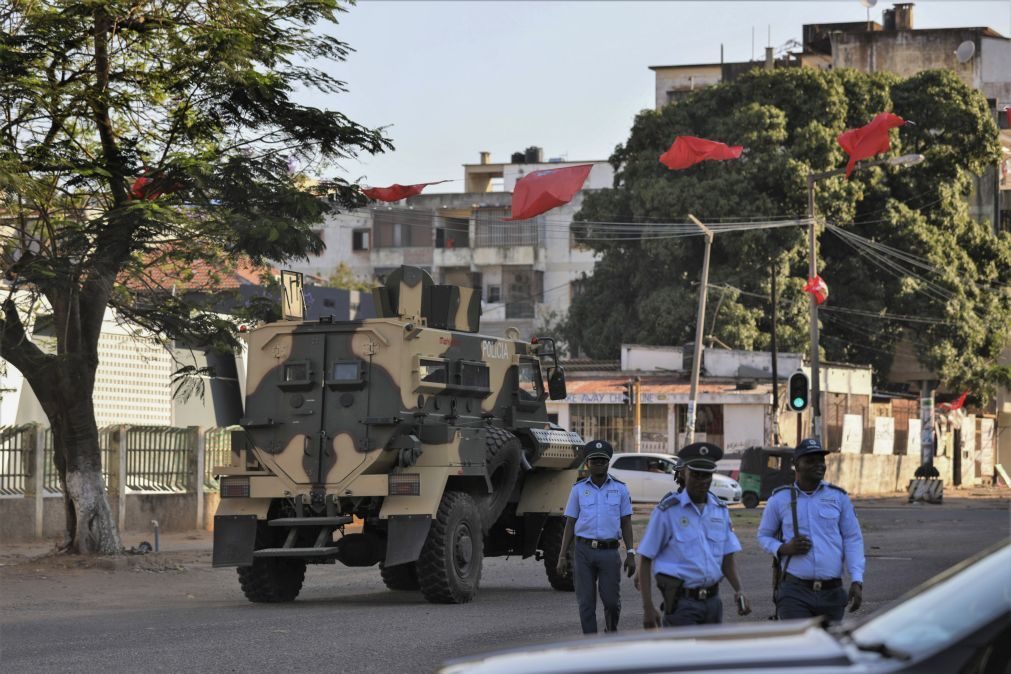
739, 446, 795, 508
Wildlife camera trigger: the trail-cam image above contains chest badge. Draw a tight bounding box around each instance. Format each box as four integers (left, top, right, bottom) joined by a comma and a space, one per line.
584, 490, 590, 497
679, 516, 689, 527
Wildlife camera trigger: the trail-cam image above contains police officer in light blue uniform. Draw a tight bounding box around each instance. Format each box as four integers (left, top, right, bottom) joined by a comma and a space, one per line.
638, 442, 751, 628
556, 439, 635, 634
757, 438, 865, 622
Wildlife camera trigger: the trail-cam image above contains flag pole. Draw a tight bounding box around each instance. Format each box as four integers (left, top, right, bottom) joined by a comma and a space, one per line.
686, 215, 713, 446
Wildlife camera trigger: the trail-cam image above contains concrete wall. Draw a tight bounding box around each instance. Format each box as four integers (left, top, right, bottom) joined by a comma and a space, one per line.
831, 30, 981, 89
724, 404, 768, 453
622, 345, 685, 372
703, 349, 804, 379
0, 492, 221, 543
825, 452, 953, 496
981, 37, 1011, 104
651, 64, 723, 110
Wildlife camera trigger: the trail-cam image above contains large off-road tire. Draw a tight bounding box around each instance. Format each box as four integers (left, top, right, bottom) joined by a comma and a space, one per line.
540, 516, 574, 591
236, 521, 306, 603
417, 491, 483, 604
478, 427, 523, 530
380, 562, 420, 591
742, 492, 760, 509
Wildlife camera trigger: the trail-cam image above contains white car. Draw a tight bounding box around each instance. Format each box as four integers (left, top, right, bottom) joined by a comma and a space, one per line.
608, 452, 742, 505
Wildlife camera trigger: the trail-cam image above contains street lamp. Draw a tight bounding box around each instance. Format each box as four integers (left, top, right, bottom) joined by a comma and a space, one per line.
805, 153, 924, 443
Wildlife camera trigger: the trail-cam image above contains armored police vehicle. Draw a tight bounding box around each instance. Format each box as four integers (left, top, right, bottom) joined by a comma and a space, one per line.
212, 266, 584, 604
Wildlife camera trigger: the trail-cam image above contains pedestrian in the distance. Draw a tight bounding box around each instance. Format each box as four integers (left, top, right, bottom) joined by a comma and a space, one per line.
556, 439, 635, 634
638, 442, 751, 628
757, 438, 865, 622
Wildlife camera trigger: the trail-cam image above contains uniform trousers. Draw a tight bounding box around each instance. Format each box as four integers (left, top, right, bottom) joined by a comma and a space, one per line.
572, 540, 621, 634
776, 578, 847, 622
662, 594, 723, 626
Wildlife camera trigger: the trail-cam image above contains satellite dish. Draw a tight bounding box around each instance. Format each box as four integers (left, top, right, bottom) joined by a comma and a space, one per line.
955, 41, 976, 63
858, 0, 877, 8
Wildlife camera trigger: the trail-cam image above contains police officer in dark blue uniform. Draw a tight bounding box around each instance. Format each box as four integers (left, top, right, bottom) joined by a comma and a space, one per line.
638, 442, 751, 628
556, 439, 635, 634
757, 438, 865, 622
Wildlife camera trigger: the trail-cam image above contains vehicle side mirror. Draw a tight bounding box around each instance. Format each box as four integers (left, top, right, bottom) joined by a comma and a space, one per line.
548, 367, 567, 400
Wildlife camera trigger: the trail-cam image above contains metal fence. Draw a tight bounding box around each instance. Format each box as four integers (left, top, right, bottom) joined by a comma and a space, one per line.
0, 425, 239, 497
123, 426, 193, 493
204, 426, 240, 491
0, 425, 34, 496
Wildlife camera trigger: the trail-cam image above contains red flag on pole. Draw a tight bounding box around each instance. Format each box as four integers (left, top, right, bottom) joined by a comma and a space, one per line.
938, 390, 969, 412
658, 136, 743, 170
504, 164, 593, 221
836, 112, 906, 178
803, 275, 829, 305
362, 180, 451, 202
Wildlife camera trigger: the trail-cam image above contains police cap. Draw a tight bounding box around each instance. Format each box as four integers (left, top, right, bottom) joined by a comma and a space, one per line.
795, 437, 828, 460
583, 439, 614, 462
677, 442, 723, 473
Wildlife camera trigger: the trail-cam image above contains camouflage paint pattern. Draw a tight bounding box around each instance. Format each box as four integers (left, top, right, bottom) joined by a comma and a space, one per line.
220, 266, 582, 521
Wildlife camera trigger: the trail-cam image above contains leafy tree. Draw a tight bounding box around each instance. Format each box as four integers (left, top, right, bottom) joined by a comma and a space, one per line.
0, 0, 391, 553
325, 262, 376, 291
566, 68, 1010, 399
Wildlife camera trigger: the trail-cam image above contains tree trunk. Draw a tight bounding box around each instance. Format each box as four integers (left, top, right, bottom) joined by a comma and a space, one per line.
39, 369, 121, 555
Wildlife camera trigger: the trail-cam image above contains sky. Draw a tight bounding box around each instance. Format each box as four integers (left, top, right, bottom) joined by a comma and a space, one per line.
306, 1, 1011, 193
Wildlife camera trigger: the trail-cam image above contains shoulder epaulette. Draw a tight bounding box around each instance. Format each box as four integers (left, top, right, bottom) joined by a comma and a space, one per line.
656, 491, 679, 511
708, 492, 728, 508
770, 485, 792, 497
826, 483, 848, 494
573, 476, 588, 485
608, 474, 626, 485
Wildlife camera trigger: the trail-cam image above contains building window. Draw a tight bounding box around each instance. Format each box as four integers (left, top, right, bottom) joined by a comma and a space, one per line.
352, 229, 370, 251
373, 209, 431, 248
436, 216, 469, 249
486, 285, 501, 303
475, 208, 541, 247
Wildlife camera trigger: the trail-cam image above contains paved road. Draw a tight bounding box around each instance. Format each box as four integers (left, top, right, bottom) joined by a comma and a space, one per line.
2, 498, 1008, 673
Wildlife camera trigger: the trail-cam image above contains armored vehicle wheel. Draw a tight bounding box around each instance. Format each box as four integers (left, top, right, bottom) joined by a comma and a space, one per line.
540, 517, 574, 591
380, 562, 420, 591
236, 522, 306, 603
479, 427, 523, 530
742, 492, 759, 509
417, 491, 483, 604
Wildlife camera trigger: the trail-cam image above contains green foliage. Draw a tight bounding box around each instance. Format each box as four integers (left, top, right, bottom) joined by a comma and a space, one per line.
325, 262, 376, 291
0, 0, 392, 362
566, 67, 1010, 398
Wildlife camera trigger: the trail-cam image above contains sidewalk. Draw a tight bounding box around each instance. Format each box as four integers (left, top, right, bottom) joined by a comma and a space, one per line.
0, 528, 214, 568
4, 486, 1006, 567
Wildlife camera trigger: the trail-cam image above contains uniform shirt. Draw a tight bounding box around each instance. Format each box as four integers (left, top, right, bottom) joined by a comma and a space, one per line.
638, 490, 741, 588
757, 481, 865, 583
563, 474, 633, 541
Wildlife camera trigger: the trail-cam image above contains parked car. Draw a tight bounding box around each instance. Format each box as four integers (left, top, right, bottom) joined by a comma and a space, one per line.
608, 452, 742, 505
738, 446, 795, 508
439, 540, 1011, 674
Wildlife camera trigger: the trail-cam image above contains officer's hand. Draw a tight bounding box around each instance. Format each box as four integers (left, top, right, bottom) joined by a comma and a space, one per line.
778, 536, 812, 556
735, 592, 752, 616
555, 558, 567, 577
632, 569, 640, 591
848, 582, 863, 612
643, 605, 662, 629
623, 553, 636, 578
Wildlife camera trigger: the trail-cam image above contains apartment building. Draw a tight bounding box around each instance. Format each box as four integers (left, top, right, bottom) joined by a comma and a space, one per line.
290, 149, 614, 339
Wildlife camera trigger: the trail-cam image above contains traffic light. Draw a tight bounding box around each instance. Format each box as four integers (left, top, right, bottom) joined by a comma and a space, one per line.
622, 380, 634, 407
788, 371, 809, 412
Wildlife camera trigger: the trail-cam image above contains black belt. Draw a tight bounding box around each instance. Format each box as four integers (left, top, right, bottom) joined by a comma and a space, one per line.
678, 583, 720, 600
576, 537, 620, 549
784, 573, 842, 590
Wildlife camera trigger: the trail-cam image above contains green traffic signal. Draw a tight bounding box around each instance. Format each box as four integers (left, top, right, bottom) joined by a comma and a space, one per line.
788, 371, 809, 412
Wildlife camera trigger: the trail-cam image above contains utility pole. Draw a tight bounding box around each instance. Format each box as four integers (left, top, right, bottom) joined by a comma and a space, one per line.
686, 214, 713, 446
770, 260, 781, 446
634, 376, 642, 452
920, 380, 935, 466
806, 171, 822, 444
